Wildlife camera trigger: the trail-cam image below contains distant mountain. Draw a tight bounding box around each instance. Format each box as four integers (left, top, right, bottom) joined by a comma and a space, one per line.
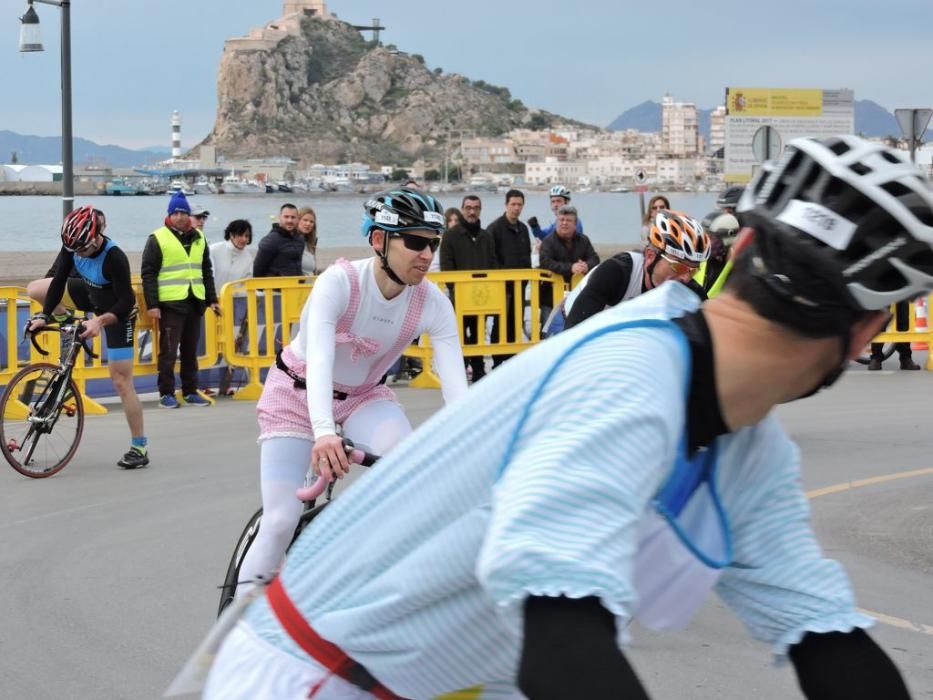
607, 101, 660, 132
140, 145, 173, 154
0, 130, 163, 168
853, 99, 917, 138
608, 98, 931, 142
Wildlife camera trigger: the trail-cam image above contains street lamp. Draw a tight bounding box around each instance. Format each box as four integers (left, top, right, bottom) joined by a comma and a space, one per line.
18, 0, 73, 218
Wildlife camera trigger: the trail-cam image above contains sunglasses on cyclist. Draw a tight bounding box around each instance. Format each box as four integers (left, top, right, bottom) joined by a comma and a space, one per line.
388, 231, 441, 253
68, 239, 98, 255
661, 254, 698, 275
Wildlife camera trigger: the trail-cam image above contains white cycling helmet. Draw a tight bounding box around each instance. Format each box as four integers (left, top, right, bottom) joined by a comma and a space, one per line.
738, 135, 933, 311
549, 184, 571, 200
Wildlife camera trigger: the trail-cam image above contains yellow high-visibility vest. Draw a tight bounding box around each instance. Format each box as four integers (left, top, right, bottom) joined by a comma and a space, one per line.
153, 226, 206, 302
693, 259, 734, 298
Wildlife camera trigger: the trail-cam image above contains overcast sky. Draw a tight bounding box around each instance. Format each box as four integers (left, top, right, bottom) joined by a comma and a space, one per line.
2, 0, 930, 149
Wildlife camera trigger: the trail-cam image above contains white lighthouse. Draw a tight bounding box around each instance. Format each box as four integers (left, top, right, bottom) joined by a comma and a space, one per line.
171, 111, 182, 158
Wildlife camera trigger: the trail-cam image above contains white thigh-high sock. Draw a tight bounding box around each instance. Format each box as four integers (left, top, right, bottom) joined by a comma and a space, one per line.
235, 437, 311, 597
341, 400, 413, 458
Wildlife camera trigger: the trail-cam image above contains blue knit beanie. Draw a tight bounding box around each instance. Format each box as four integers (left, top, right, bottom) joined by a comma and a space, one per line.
167, 191, 191, 214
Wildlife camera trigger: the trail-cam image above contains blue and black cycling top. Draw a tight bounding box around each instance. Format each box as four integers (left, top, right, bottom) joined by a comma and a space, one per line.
42, 239, 136, 320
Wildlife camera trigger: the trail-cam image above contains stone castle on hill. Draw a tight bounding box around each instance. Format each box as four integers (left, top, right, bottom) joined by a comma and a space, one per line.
199, 0, 571, 165
224, 1, 331, 53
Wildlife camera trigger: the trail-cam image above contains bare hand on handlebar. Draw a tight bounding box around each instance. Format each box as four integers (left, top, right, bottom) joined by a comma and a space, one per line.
26, 314, 48, 334
311, 434, 351, 481
79, 315, 105, 340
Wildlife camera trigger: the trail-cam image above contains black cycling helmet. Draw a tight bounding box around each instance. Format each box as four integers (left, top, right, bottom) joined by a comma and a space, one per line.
737, 134, 933, 314
716, 185, 744, 210
361, 187, 445, 284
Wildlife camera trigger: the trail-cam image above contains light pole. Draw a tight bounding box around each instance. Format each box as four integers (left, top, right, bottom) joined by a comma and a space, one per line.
19, 0, 73, 218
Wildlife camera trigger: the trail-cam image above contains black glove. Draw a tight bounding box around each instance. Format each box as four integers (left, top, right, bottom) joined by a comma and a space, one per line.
527, 216, 539, 229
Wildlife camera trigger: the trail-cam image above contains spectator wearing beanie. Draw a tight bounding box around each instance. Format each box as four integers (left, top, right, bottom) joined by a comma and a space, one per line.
140, 191, 220, 408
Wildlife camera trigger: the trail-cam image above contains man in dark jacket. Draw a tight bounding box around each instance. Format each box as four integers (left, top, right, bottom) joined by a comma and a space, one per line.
141, 191, 220, 408
539, 205, 600, 285
440, 194, 498, 381
487, 189, 531, 368
253, 203, 303, 277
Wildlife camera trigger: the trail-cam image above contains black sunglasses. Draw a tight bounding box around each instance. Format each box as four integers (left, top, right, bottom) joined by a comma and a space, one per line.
68, 238, 97, 254
389, 231, 441, 253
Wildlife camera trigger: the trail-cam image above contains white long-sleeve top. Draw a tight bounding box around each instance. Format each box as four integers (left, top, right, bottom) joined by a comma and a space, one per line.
288, 257, 467, 438
301, 247, 317, 276
209, 240, 256, 290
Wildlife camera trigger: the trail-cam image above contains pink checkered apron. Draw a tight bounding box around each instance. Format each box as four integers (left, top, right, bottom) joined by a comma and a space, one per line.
257, 259, 428, 441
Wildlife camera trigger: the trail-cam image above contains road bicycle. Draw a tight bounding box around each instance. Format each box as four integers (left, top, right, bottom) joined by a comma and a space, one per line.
0, 315, 97, 478
217, 438, 378, 615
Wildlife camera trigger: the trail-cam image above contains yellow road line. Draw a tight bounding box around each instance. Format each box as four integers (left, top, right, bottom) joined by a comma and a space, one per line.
807, 466, 933, 636
858, 608, 933, 636
806, 467, 933, 499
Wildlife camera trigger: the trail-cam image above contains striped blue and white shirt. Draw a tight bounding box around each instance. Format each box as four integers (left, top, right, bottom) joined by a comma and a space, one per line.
242, 282, 871, 699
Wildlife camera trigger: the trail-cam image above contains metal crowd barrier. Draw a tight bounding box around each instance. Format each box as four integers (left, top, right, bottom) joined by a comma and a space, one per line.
402, 269, 565, 388
3, 280, 932, 414
871, 296, 933, 369
0, 283, 220, 414
216, 276, 315, 400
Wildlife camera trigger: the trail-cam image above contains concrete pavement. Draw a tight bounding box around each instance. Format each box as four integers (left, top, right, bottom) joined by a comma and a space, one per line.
0, 363, 931, 699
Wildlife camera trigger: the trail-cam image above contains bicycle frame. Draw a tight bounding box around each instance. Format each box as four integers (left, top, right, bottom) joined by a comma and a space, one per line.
22, 319, 96, 435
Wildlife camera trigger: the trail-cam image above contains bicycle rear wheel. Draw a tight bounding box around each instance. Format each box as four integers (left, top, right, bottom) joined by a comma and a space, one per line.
0, 363, 84, 478
218, 507, 263, 616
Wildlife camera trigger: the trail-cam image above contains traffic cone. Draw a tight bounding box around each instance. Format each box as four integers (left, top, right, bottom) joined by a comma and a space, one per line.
912, 296, 928, 351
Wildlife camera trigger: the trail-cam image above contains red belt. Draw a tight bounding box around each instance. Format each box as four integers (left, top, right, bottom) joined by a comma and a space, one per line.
266, 576, 408, 700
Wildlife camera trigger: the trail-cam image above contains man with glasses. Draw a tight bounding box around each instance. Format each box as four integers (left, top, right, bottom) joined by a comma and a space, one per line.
538, 205, 599, 286
27, 206, 150, 469
565, 209, 710, 329
232, 188, 467, 598
440, 194, 499, 382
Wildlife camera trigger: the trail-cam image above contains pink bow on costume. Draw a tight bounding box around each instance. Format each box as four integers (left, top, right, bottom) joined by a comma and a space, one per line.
335, 332, 380, 362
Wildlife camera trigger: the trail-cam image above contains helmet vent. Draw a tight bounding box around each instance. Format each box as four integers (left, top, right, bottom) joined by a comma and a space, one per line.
881, 181, 912, 199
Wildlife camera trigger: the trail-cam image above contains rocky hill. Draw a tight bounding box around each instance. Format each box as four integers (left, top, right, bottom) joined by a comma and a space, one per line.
202, 16, 578, 164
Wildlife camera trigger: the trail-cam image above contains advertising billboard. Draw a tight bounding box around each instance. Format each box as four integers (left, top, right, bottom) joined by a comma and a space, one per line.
724, 87, 854, 183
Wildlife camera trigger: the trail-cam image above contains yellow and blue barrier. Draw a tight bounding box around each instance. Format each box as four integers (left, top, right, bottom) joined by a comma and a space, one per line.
3, 278, 933, 414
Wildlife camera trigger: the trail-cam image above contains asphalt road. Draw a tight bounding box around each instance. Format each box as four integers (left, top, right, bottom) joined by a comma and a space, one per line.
1, 362, 931, 699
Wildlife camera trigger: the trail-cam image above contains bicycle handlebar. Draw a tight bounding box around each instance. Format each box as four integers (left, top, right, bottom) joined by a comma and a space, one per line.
296, 438, 379, 502
25, 322, 99, 360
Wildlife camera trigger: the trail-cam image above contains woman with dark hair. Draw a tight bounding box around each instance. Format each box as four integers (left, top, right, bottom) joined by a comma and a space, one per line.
444, 207, 463, 230
641, 194, 672, 240
210, 219, 255, 289
297, 206, 318, 276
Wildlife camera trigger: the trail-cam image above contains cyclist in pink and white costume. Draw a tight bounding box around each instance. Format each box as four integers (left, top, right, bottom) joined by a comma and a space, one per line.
236, 188, 468, 595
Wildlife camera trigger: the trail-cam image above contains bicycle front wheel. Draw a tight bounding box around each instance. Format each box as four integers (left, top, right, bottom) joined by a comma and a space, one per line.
0, 362, 85, 478
218, 507, 263, 616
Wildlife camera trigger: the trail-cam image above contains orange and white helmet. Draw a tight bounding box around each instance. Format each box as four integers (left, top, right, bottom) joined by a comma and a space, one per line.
647, 209, 711, 263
